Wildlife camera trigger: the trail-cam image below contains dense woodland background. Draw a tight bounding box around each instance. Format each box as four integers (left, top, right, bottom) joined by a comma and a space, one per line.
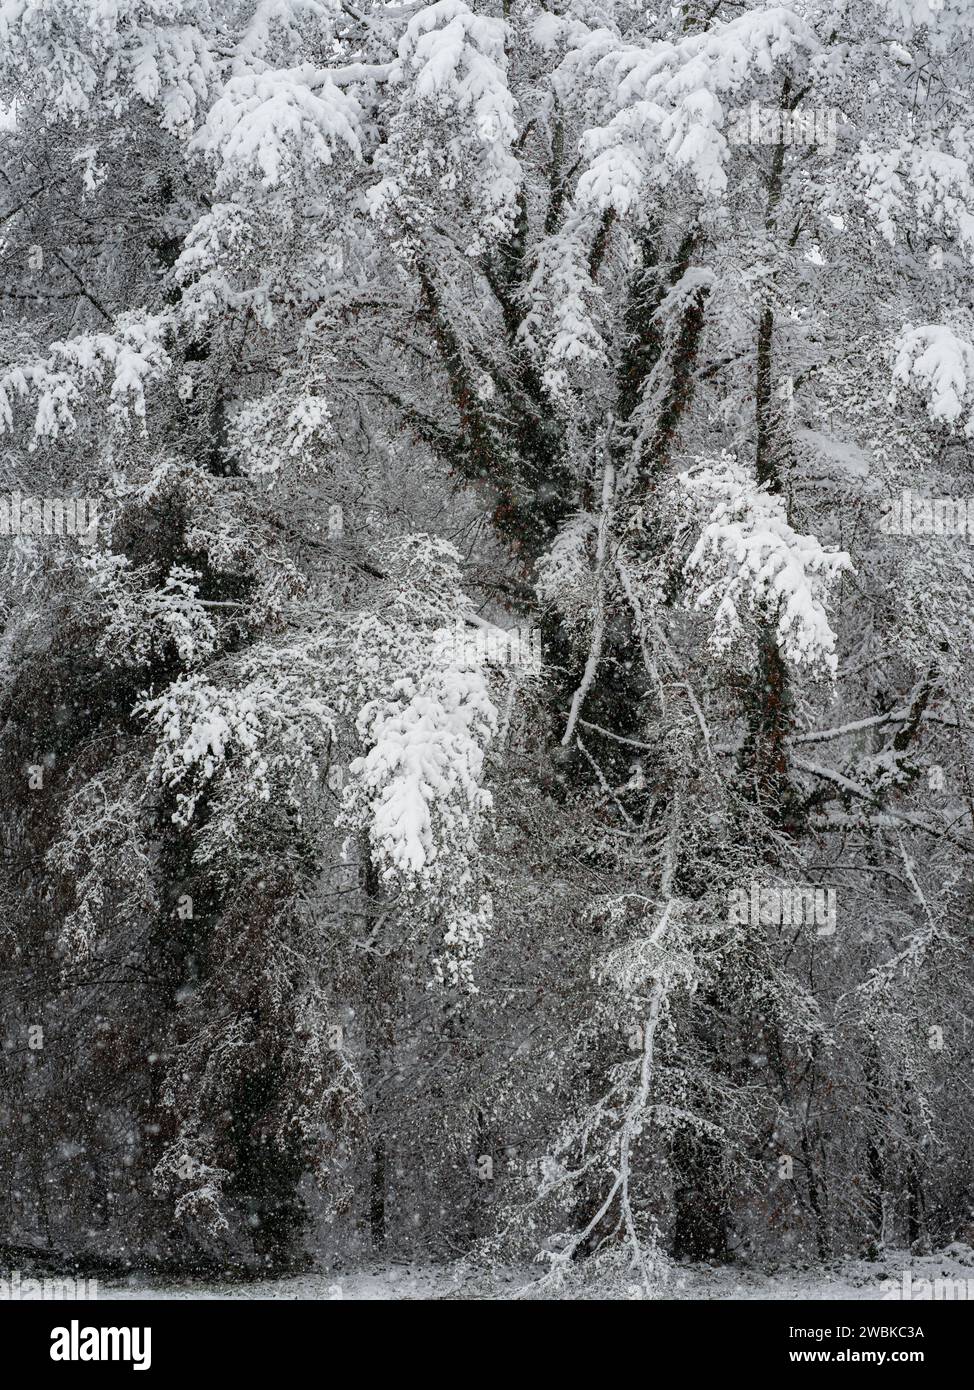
1, 0, 973, 1294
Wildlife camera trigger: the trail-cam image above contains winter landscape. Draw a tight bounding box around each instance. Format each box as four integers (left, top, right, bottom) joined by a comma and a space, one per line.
1, 0, 973, 1308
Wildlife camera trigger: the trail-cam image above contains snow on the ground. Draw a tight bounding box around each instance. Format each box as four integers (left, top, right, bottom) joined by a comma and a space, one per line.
97, 1244, 974, 1301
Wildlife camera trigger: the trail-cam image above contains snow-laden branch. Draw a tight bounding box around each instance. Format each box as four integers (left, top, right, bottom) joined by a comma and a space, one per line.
680, 453, 851, 675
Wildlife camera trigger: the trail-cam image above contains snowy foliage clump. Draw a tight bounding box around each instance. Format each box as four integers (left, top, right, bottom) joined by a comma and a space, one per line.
681, 454, 851, 674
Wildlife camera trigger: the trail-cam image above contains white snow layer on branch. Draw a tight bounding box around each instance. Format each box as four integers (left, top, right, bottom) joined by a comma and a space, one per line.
680, 454, 851, 675
520, 218, 608, 395
193, 64, 364, 188
344, 627, 495, 887
139, 654, 336, 826
141, 677, 273, 824
0, 313, 171, 441
569, 5, 820, 209
230, 0, 343, 75
368, 0, 519, 232
339, 591, 498, 989
536, 511, 599, 630
891, 324, 974, 435
394, 0, 516, 149
856, 139, 974, 256
867, 0, 974, 46
0, 0, 216, 132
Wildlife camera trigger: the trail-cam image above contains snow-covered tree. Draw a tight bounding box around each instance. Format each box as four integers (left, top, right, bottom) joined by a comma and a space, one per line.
1, 0, 973, 1284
